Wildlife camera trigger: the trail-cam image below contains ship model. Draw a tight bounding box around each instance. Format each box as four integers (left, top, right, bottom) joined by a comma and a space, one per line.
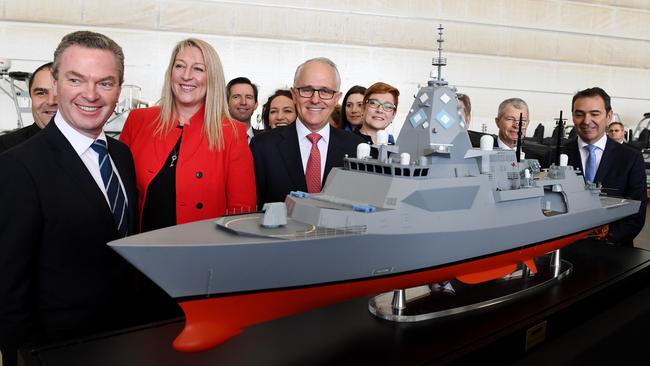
109, 26, 640, 352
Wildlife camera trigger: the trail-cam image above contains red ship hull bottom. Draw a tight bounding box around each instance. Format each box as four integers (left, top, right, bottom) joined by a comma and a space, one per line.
173, 229, 595, 352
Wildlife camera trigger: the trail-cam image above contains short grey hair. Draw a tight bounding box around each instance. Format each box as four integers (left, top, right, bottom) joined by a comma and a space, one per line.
497, 98, 529, 120
293, 57, 341, 91
52, 31, 125, 85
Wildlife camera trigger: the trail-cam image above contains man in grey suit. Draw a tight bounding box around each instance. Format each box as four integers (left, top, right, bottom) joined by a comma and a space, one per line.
250, 57, 364, 208
0, 31, 140, 366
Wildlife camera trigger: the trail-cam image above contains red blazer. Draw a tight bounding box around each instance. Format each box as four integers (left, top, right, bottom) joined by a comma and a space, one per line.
120, 105, 256, 228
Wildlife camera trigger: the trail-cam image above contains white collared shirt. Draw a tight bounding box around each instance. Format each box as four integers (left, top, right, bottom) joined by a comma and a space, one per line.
296, 119, 330, 182
54, 114, 128, 207
497, 137, 525, 159
577, 133, 607, 174
497, 137, 514, 150
246, 125, 254, 144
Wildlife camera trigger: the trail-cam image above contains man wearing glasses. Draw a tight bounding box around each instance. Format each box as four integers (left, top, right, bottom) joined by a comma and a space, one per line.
250, 57, 363, 207
493, 97, 555, 167
495, 97, 530, 153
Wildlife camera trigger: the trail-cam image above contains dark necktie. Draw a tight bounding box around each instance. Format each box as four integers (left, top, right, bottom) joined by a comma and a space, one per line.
90, 140, 128, 236
584, 144, 597, 183
306, 133, 322, 193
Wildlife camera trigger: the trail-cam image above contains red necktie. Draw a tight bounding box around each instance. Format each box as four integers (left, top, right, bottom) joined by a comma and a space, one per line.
306, 133, 322, 193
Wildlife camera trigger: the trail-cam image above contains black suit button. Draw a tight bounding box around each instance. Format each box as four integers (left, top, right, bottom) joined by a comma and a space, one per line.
196, 171, 203, 179
196, 202, 203, 209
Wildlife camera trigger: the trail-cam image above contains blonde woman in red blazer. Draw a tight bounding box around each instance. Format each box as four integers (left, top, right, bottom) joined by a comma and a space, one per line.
120, 38, 256, 231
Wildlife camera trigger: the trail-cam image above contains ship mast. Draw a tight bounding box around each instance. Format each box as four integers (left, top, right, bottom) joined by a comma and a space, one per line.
430, 24, 447, 85
554, 110, 565, 166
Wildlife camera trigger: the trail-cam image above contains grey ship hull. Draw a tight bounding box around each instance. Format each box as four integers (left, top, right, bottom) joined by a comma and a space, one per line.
109, 177, 638, 300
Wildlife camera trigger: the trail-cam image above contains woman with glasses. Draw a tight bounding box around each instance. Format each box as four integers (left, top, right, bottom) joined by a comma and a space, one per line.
340, 85, 366, 132
356, 82, 399, 151
120, 38, 256, 233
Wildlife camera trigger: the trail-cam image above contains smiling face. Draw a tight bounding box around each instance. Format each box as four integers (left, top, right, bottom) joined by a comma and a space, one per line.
53, 45, 121, 138
345, 93, 365, 127
573, 95, 612, 144
30, 67, 58, 128
171, 45, 207, 113
291, 61, 341, 132
228, 83, 258, 124
268, 95, 296, 129
362, 92, 396, 132
495, 104, 529, 148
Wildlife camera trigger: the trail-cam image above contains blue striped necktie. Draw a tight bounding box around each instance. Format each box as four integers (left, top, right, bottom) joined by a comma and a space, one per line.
90, 140, 128, 237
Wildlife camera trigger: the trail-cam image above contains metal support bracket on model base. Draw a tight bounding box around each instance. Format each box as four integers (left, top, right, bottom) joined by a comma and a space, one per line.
368, 251, 571, 322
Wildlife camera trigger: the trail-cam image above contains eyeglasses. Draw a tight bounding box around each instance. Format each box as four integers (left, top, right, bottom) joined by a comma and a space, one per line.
295, 86, 337, 100
503, 116, 528, 125
366, 99, 396, 112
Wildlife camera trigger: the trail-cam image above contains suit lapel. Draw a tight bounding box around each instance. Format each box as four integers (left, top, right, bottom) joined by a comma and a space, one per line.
108, 138, 138, 235
278, 124, 307, 191
324, 128, 344, 186
595, 138, 617, 183
44, 123, 114, 222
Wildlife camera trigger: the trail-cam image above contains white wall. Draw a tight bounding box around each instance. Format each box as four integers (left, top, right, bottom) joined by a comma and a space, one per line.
1, 0, 649, 136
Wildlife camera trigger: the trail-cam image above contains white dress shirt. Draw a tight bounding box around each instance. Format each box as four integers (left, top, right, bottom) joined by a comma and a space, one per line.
246, 125, 254, 144
577, 133, 607, 174
497, 137, 525, 159
296, 119, 330, 182
54, 114, 128, 207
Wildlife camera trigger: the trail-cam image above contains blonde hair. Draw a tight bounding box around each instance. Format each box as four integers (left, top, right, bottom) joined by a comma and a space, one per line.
155, 38, 235, 150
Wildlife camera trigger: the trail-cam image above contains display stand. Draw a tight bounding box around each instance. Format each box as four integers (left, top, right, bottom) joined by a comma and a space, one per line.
19, 239, 650, 366
369, 251, 572, 322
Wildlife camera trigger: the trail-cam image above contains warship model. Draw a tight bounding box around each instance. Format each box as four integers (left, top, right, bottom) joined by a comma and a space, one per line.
109, 26, 641, 352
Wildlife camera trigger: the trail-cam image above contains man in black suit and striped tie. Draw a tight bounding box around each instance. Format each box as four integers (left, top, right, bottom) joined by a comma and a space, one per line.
0, 31, 140, 366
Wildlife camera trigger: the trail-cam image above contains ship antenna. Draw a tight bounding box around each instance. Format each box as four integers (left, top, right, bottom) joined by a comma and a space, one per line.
554, 110, 565, 166
516, 112, 523, 163
432, 24, 446, 81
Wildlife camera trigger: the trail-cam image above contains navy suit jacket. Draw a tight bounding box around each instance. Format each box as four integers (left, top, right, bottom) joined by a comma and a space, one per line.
0, 122, 140, 361
563, 137, 647, 246
250, 123, 364, 207
0, 123, 42, 153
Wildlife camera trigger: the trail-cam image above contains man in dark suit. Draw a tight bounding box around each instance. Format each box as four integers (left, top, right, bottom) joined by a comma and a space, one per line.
0, 31, 140, 366
494, 97, 530, 152
468, 97, 551, 167
250, 57, 364, 207
563, 87, 647, 247
0, 62, 58, 152
607, 121, 626, 144
227, 76, 262, 142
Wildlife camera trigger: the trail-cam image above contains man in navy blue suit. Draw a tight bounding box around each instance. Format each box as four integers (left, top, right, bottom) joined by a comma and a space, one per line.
563, 87, 647, 246
0, 31, 141, 366
250, 57, 364, 207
